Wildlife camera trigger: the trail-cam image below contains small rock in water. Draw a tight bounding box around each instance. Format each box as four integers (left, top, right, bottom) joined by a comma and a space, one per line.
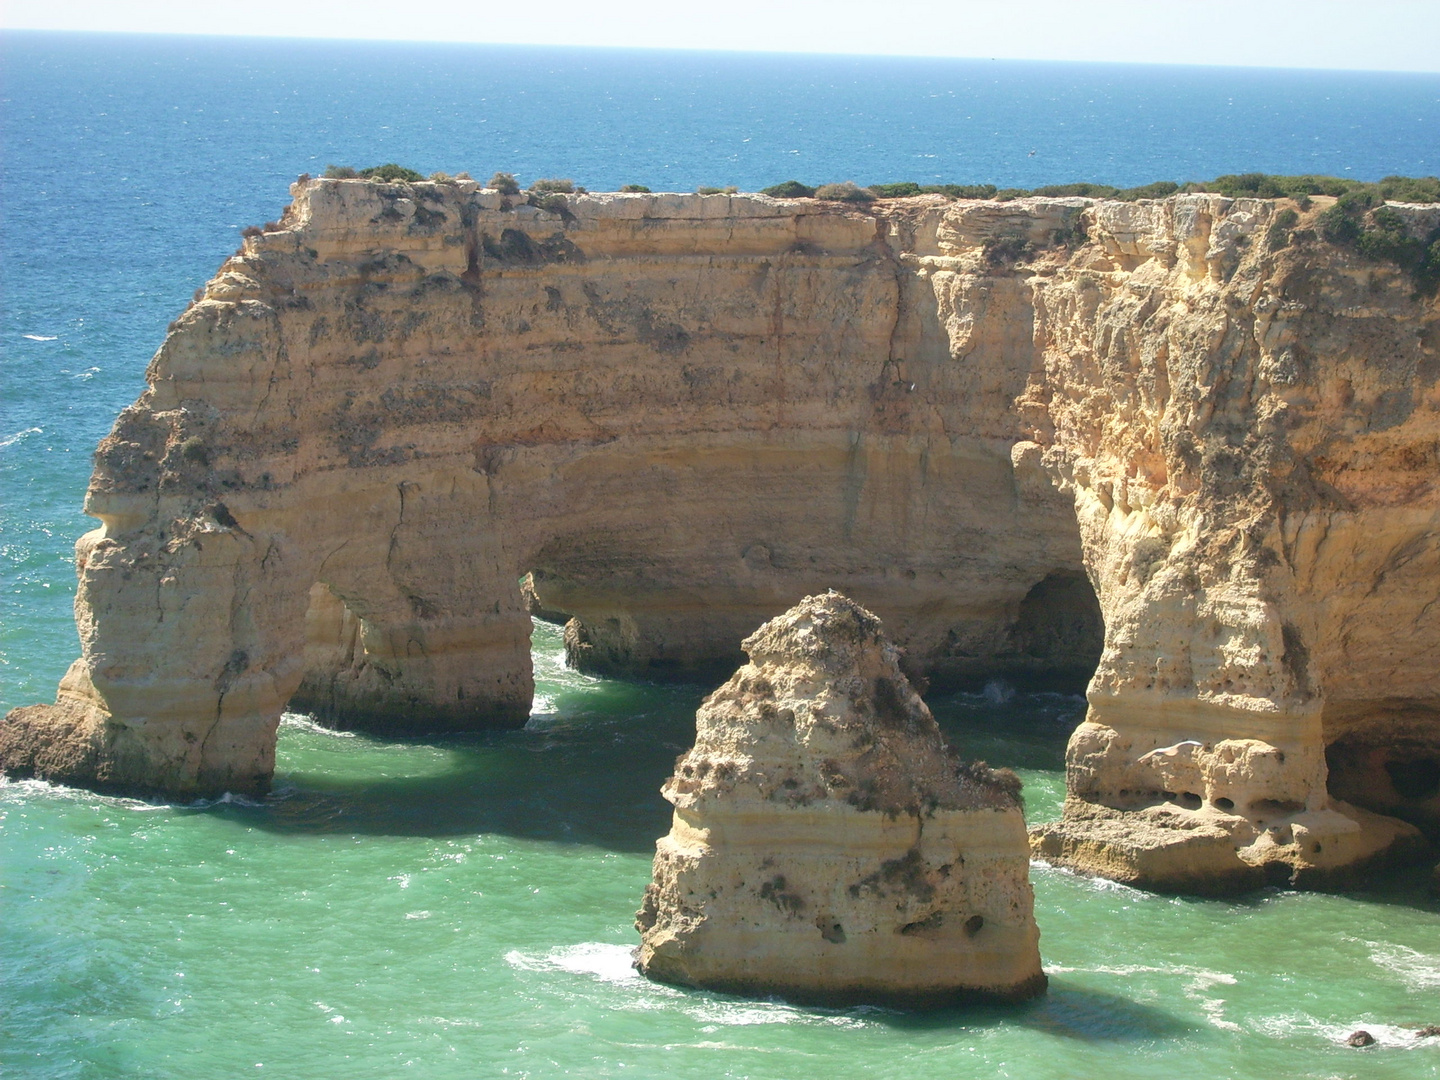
634, 590, 1045, 1006
1346, 1030, 1376, 1047
1415, 1025, 1440, 1038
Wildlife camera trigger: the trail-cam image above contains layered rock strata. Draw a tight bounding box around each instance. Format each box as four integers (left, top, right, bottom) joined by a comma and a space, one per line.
2, 179, 1437, 896
635, 591, 1045, 1004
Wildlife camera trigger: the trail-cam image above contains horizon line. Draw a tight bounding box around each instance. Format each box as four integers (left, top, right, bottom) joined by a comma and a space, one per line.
4, 26, 1440, 78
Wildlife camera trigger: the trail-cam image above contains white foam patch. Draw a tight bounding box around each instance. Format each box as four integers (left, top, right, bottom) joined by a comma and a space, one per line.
505, 942, 641, 983
0, 774, 176, 812
188, 791, 267, 809
1254, 1011, 1431, 1049
22, 333, 57, 341
1363, 940, 1440, 991
0, 426, 42, 449
280, 713, 357, 738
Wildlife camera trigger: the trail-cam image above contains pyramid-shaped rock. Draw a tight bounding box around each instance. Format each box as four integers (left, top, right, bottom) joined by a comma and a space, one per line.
635, 591, 1046, 1004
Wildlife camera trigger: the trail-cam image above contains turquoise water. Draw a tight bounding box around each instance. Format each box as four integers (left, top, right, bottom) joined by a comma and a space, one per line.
4, 623, 1438, 1078
3, 31, 1440, 1078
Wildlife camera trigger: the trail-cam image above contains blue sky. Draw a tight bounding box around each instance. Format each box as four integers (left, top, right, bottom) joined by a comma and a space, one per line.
3, 0, 1439, 72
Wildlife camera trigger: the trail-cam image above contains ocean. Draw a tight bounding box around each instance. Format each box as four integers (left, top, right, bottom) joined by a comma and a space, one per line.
2, 30, 1438, 1079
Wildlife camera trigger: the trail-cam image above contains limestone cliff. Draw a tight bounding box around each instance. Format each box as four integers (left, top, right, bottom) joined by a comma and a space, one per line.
2, 178, 1436, 896
635, 591, 1045, 1004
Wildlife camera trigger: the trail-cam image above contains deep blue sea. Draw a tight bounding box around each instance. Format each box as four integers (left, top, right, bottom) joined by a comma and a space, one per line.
2, 31, 1439, 1079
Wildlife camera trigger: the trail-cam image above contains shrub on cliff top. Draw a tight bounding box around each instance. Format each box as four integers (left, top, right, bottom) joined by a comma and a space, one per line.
359, 163, 425, 182
870, 182, 923, 198
323, 165, 359, 179
620, 184, 651, 193
815, 181, 874, 204
697, 186, 738, 195
488, 172, 521, 195
1318, 193, 1440, 293
923, 183, 998, 199
530, 178, 575, 194
761, 180, 816, 198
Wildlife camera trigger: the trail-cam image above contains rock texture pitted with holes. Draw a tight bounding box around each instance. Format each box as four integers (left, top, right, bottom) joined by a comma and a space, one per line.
2, 179, 1437, 897
634, 592, 1045, 1004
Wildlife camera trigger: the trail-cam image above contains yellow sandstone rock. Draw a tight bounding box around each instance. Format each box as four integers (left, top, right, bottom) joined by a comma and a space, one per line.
635, 592, 1045, 1004
2, 179, 1435, 896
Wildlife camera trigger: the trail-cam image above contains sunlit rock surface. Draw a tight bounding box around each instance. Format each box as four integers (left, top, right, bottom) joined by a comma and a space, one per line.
3, 179, 1436, 897
635, 592, 1045, 1004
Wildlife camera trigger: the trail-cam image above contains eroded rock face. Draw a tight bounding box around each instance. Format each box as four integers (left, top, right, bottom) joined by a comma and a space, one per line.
3, 179, 1437, 896
1023, 195, 1437, 888
635, 592, 1045, 1004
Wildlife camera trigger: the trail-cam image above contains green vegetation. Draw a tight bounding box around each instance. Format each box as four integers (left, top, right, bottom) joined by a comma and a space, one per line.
1318, 194, 1440, 292
761, 180, 816, 198
982, 233, 1033, 267
360, 164, 425, 182
814, 181, 874, 203
488, 172, 521, 195
321, 164, 424, 182
1266, 208, 1300, 249
530, 178, 575, 194
620, 184, 651, 193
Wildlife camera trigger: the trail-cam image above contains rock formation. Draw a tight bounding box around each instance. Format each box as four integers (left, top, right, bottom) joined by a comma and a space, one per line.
634, 591, 1045, 1004
2, 178, 1436, 895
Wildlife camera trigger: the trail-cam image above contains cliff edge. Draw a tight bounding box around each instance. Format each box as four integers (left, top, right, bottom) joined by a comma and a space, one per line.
3, 179, 1436, 893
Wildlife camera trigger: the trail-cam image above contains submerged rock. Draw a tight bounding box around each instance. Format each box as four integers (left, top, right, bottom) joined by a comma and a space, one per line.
634, 591, 1046, 1005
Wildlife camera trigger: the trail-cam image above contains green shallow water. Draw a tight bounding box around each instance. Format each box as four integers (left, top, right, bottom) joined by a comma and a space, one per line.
3, 623, 1438, 1079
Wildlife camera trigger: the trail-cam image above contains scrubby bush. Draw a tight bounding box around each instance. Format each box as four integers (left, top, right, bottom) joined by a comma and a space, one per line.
528, 191, 570, 214
530, 178, 575, 194
429, 171, 452, 183
620, 184, 651, 193
241, 224, 263, 239
761, 180, 816, 198
455, 172, 472, 181
295, 172, 312, 185
697, 185, 738, 195
323, 165, 359, 179
359, 163, 425, 182
983, 232, 1033, 266
923, 183, 998, 199
488, 172, 521, 195
1117, 181, 1180, 201
1031, 182, 1119, 199
1317, 192, 1440, 293
869, 182, 923, 198
993, 188, 1029, 201
814, 181, 874, 203
1266, 207, 1300, 249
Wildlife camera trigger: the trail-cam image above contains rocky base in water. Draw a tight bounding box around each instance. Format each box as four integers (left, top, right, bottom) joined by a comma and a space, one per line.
4, 178, 1438, 895
635, 592, 1045, 1004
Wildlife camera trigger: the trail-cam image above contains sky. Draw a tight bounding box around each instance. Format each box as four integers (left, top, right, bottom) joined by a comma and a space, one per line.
3, 0, 1439, 72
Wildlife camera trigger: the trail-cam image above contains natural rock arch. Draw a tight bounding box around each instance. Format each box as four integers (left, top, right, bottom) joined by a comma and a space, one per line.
4, 180, 1437, 892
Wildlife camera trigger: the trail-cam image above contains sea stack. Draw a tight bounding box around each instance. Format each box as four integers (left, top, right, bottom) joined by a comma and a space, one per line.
635, 591, 1046, 1005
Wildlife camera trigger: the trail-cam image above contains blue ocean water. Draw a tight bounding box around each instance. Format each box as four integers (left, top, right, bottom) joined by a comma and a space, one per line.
2, 30, 1439, 1079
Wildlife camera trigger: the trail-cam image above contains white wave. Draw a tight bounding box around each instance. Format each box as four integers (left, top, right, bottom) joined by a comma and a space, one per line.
187, 790, 266, 809
0, 774, 175, 812
0, 426, 42, 449
505, 942, 641, 983
1254, 1011, 1431, 1049
982, 679, 1016, 704
1363, 940, 1440, 991
279, 712, 357, 738
21, 333, 57, 341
